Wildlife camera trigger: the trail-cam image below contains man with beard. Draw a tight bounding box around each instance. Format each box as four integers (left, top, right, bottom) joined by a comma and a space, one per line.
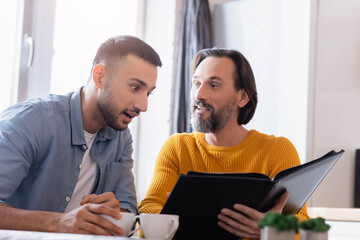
138, 48, 308, 239
0, 35, 161, 235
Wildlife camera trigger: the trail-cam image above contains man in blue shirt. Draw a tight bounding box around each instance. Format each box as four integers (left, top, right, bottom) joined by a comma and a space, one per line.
0, 35, 162, 235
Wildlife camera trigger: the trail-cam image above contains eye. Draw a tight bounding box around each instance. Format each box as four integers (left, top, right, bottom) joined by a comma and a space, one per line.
131, 85, 139, 91
192, 80, 201, 88
210, 81, 220, 88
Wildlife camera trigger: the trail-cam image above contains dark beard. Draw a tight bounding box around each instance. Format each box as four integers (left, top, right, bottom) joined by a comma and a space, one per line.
190, 99, 237, 133
97, 97, 127, 131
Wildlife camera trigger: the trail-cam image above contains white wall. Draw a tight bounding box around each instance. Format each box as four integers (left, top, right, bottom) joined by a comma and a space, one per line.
213, 0, 310, 161
307, 0, 360, 208
0, 0, 20, 112
213, 0, 360, 208
132, 0, 176, 202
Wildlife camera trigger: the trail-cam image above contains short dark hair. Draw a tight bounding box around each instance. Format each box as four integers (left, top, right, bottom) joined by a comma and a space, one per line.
190, 48, 258, 125
92, 35, 162, 69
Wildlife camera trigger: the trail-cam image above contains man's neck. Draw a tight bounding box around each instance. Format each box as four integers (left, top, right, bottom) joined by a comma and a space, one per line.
204, 120, 249, 147
81, 86, 106, 134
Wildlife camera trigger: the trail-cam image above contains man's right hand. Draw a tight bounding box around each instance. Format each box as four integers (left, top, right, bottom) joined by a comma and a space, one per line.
57, 203, 123, 235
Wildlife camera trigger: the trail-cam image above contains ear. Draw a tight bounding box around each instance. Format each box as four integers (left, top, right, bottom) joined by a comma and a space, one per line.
237, 90, 250, 108
92, 64, 106, 89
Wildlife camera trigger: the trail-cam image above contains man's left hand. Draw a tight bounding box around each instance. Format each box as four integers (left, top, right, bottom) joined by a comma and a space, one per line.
80, 192, 120, 212
217, 191, 289, 240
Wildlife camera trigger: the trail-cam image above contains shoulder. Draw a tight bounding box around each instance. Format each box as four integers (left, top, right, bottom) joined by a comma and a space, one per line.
167, 132, 196, 141
0, 100, 44, 128
262, 131, 299, 164
1, 92, 73, 118
165, 132, 197, 145
250, 130, 299, 162
0, 92, 76, 135
158, 132, 197, 152
36, 92, 74, 114
249, 130, 296, 151
250, 130, 301, 176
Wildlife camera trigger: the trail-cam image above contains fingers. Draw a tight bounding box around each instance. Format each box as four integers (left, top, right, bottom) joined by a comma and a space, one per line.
217, 192, 290, 239
82, 192, 113, 204
59, 203, 123, 236
217, 219, 259, 239
81, 208, 122, 236
80, 194, 96, 205
232, 204, 264, 222
217, 206, 262, 239
75, 219, 114, 236
219, 207, 260, 231
81, 192, 120, 210
270, 191, 289, 213
82, 204, 123, 235
85, 203, 121, 220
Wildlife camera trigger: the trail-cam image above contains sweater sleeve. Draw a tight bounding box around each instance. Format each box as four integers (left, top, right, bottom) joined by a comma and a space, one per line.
295, 203, 309, 222
138, 135, 180, 214
268, 137, 310, 222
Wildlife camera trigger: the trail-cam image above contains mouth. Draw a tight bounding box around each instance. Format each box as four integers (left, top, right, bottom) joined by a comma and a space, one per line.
194, 103, 213, 114
124, 112, 135, 119
192, 100, 213, 116
195, 105, 210, 111
122, 111, 139, 123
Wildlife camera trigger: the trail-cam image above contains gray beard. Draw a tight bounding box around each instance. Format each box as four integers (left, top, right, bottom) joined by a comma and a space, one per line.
190, 100, 237, 133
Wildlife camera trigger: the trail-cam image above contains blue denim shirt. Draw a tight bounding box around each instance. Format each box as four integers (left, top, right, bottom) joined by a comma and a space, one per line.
0, 88, 137, 213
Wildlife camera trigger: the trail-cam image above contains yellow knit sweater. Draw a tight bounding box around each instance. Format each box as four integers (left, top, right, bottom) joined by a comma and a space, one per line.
138, 129, 309, 226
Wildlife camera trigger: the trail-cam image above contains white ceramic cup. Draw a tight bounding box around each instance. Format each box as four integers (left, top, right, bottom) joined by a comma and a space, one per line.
101, 212, 139, 237
139, 213, 179, 240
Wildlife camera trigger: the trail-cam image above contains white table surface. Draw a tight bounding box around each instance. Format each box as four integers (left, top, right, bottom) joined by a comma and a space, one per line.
0, 230, 137, 240
327, 221, 360, 240
307, 207, 360, 240
1, 221, 360, 240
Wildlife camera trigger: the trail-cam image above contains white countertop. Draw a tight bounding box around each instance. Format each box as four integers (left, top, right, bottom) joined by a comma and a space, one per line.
308, 207, 360, 240
308, 207, 360, 221
0, 230, 136, 240
327, 221, 360, 240
1, 217, 360, 240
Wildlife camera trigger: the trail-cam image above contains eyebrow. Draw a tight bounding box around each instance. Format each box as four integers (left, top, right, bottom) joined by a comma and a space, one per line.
192, 75, 223, 81
130, 78, 156, 91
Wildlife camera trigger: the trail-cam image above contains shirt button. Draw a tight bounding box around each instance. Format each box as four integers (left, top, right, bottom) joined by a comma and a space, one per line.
82, 145, 87, 150
79, 164, 82, 169
65, 197, 70, 202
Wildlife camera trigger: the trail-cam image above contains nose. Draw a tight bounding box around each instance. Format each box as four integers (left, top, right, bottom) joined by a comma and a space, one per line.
134, 93, 148, 112
192, 84, 207, 101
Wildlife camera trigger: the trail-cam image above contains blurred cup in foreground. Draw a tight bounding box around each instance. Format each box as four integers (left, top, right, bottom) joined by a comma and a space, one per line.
139, 213, 179, 240
101, 212, 139, 237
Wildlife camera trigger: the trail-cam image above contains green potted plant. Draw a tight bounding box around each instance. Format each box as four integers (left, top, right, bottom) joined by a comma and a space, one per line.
258, 212, 298, 240
299, 217, 330, 240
